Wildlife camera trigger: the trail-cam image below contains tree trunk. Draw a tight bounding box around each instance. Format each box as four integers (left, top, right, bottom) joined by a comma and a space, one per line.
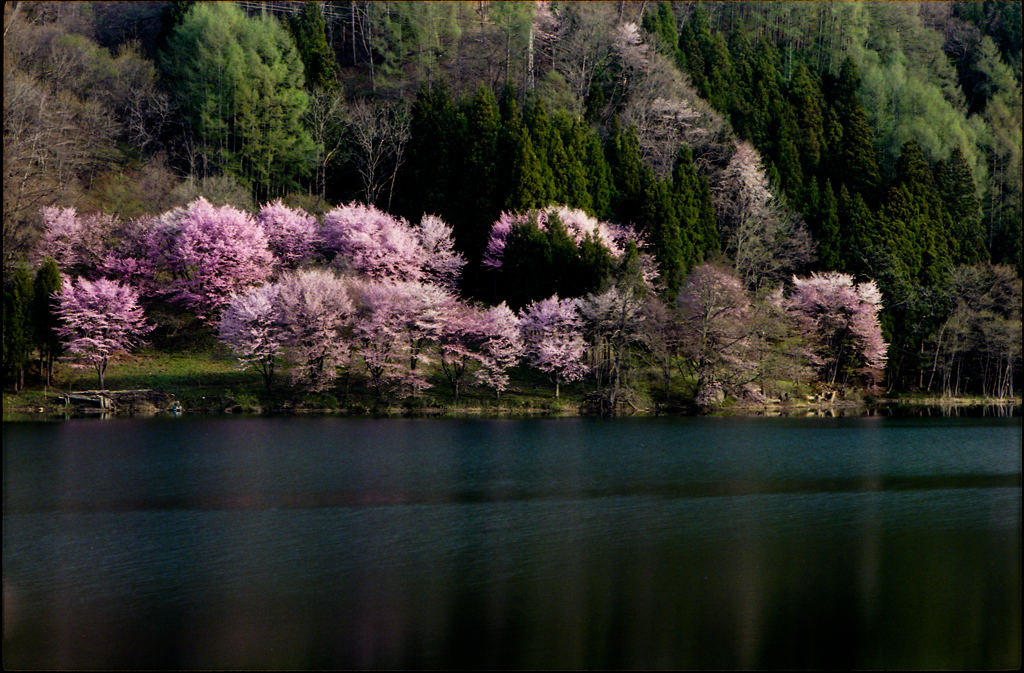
527, 21, 534, 90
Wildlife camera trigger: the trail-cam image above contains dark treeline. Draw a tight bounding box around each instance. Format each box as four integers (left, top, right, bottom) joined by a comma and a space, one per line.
3, 1, 1021, 401
656, 1, 1021, 390
391, 82, 718, 302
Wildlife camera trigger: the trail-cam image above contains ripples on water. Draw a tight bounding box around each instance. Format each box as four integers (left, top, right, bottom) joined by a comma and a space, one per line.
4, 415, 1021, 669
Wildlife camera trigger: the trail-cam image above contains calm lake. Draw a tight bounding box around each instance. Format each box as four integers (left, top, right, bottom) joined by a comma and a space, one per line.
3, 413, 1021, 669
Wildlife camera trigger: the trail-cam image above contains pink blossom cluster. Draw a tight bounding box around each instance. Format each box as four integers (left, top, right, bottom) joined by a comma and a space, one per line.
162, 198, 276, 317
256, 200, 320, 268
219, 272, 517, 398
321, 203, 465, 291
786, 272, 888, 385
437, 301, 524, 399
55, 277, 154, 389
321, 203, 427, 282
519, 294, 589, 396
37, 200, 463, 324
37, 207, 119, 276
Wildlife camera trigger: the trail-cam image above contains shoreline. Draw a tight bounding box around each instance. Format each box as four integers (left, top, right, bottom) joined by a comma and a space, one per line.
3, 393, 1020, 421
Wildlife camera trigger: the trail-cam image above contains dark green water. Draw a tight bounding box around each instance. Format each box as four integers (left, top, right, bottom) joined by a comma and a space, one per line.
3, 415, 1020, 669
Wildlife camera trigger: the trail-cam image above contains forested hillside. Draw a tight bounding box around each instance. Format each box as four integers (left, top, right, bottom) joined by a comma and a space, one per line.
4, 1, 1021, 409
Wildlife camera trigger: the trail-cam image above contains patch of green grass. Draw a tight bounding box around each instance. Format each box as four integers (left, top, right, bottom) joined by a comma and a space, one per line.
52, 345, 256, 396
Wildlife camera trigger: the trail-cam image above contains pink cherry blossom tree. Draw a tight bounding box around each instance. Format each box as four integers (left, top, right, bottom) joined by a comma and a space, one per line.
416, 214, 465, 291
159, 198, 275, 319
218, 283, 286, 391
519, 294, 589, 398
677, 263, 755, 404
471, 302, 523, 398
54, 277, 154, 390
387, 280, 458, 382
37, 207, 118, 277
98, 207, 191, 299
348, 279, 428, 399
256, 200, 320, 269
321, 203, 426, 282
274, 269, 353, 392
99, 216, 162, 295
436, 301, 523, 401
437, 302, 484, 402
785, 272, 888, 388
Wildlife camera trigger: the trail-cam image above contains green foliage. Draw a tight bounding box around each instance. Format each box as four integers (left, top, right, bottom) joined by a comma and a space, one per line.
396, 82, 461, 223
814, 181, 842, 271
507, 131, 549, 212
160, 2, 314, 202
953, 0, 1022, 78
642, 1, 681, 62
393, 79, 715, 302
288, 3, 338, 90
32, 259, 63, 383
830, 62, 882, 203
520, 96, 559, 205
605, 117, 644, 223
489, 2, 536, 82
675, 1, 1018, 283
551, 111, 593, 212
3, 267, 35, 388
495, 213, 614, 311
788, 65, 826, 177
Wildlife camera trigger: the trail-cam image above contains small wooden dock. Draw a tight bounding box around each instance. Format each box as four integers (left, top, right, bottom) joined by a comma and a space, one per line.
60, 390, 177, 412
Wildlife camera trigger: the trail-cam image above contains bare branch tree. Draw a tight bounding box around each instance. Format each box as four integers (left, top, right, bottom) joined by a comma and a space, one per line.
345, 99, 410, 209
305, 86, 347, 204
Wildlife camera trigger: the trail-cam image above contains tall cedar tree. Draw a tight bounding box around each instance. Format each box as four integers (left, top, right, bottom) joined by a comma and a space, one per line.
3, 267, 35, 390
288, 3, 338, 91
33, 259, 62, 385
934, 146, 987, 265
829, 60, 882, 205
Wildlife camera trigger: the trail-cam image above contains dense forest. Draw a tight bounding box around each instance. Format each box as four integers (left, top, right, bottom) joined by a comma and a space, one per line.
3, 1, 1021, 410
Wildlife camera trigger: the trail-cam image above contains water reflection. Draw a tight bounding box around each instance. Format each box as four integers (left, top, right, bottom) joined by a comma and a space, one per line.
3, 416, 1021, 669
759, 402, 1021, 418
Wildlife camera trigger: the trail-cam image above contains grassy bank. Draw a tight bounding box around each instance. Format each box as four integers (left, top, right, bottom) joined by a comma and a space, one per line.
3, 344, 601, 418
4, 345, 1019, 420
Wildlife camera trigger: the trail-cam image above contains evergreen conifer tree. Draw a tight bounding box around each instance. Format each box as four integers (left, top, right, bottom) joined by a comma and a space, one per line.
816, 180, 843, 271
639, 170, 685, 296
605, 119, 644, 225
789, 65, 826, 176
838, 185, 877, 276
829, 59, 881, 203
398, 82, 460, 223
508, 131, 549, 212
3, 266, 34, 390
584, 133, 613, 220
33, 259, 62, 385
522, 97, 559, 204
935, 146, 987, 265
555, 114, 594, 214
726, 27, 755, 136
288, 2, 338, 90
